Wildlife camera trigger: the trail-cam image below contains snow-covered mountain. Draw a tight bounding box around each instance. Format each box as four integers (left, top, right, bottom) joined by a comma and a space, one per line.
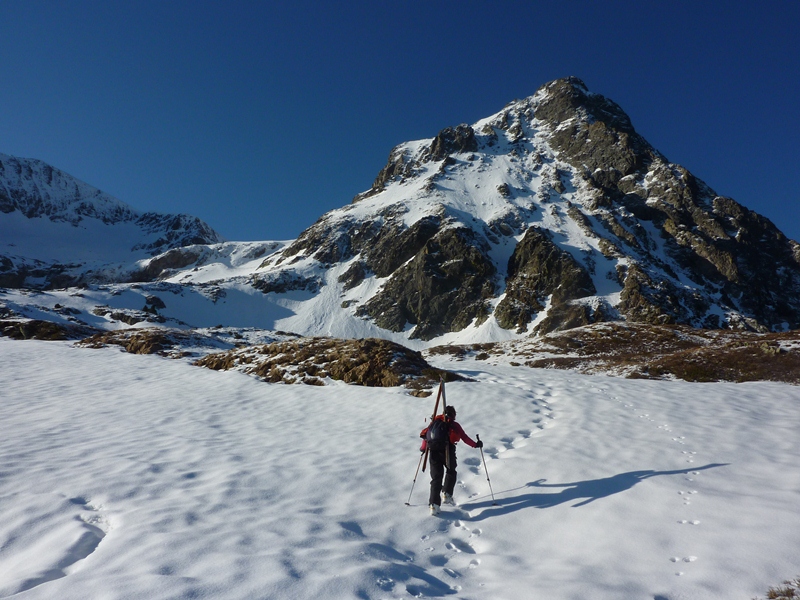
0, 153, 223, 288
270, 77, 800, 341
2, 78, 800, 347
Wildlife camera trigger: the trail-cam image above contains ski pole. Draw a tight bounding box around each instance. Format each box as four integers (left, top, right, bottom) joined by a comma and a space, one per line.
476, 435, 497, 505
405, 450, 425, 505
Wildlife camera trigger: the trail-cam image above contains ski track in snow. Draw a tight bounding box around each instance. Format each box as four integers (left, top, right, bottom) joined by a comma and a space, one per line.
1, 339, 799, 599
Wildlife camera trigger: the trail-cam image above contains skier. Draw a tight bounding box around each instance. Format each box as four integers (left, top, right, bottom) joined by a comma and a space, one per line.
420, 405, 483, 515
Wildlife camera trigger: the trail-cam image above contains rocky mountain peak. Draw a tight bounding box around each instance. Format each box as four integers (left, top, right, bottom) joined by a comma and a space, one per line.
265, 78, 800, 341
533, 77, 635, 134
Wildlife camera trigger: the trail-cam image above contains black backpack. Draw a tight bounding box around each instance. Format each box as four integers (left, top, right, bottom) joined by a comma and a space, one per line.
426, 417, 450, 447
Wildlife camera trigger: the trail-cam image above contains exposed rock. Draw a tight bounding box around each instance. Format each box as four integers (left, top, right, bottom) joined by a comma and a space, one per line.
132, 246, 204, 281
338, 261, 368, 291
279, 214, 381, 265
354, 125, 478, 201
495, 227, 596, 331
364, 214, 443, 277
195, 337, 467, 391
91, 306, 164, 326
358, 227, 496, 340
0, 319, 97, 340
250, 271, 321, 294
424, 125, 478, 162
533, 302, 604, 336
81, 329, 183, 355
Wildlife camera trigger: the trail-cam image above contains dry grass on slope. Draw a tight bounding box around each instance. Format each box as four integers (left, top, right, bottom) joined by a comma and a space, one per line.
195, 337, 465, 394
430, 323, 800, 384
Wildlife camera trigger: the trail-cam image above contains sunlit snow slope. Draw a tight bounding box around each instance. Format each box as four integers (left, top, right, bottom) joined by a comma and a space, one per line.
1, 338, 798, 599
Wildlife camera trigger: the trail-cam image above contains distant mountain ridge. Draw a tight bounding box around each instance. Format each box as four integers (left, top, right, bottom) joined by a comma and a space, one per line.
1, 152, 137, 225
0, 152, 223, 288
2, 78, 799, 345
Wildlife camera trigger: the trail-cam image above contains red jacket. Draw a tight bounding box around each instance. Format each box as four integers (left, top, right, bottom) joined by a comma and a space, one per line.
419, 415, 478, 452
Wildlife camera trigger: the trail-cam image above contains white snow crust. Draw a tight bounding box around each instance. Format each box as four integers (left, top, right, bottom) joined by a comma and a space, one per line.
1, 338, 798, 599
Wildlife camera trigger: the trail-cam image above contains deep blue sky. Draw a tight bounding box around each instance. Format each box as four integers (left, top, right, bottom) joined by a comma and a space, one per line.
1, 1, 798, 242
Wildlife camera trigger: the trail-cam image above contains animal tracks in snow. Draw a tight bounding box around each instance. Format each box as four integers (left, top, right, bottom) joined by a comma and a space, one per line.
610, 392, 715, 578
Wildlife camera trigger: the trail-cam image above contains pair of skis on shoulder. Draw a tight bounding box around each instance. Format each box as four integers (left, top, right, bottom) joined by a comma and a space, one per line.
405, 378, 447, 506
405, 377, 498, 508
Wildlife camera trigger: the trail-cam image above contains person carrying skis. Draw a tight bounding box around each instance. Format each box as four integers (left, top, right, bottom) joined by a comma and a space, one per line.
420, 405, 483, 515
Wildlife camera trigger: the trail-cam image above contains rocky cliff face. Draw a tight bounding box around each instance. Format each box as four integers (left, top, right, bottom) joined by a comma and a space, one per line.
264, 77, 800, 340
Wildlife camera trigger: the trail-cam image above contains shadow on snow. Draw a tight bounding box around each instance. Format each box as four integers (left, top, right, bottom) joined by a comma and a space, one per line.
461, 463, 729, 521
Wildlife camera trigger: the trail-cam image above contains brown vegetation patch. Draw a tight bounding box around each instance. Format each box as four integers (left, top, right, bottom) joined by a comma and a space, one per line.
0, 319, 98, 341
506, 323, 800, 384
196, 337, 466, 391
752, 576, 800, 600
428, 342, 499, 360
79, 329, 179, 355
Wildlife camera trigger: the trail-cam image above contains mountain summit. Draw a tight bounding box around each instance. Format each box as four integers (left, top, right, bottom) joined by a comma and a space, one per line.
264, 77, 800, 340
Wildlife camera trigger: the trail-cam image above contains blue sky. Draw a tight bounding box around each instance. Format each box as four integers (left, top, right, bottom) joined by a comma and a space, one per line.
1, 1, 798, 242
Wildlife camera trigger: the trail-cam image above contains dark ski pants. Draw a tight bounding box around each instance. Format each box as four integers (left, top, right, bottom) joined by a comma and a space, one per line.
428, 443, 457, 506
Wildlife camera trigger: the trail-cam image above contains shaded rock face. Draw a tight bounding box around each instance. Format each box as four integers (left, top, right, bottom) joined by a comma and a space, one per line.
251, 271, 321, 295
357, 226, 496, 340
0, 257, 88, 290
132, 214, 222, 256
495, 227, 596, 332
131, 246, 205, 282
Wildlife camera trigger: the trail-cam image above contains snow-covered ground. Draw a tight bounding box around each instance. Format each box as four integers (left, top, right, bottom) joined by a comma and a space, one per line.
1, 338, 798, 599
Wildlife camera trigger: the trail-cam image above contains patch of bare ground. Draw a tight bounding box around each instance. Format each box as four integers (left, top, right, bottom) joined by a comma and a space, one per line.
77, 326, 261, 356
0, 318, 98, 341
195, 337, 466, 394
430, 323, 800, 384
79, 329, 185, 356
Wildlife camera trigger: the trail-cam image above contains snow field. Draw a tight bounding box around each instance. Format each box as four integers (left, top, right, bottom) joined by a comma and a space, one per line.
1, 338, 799, 599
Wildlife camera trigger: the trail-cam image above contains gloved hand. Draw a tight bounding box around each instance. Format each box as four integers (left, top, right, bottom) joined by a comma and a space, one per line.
476, 439, 484, 449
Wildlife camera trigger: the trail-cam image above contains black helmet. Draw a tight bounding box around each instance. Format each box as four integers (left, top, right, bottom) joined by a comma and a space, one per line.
444, 406, 456, 419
